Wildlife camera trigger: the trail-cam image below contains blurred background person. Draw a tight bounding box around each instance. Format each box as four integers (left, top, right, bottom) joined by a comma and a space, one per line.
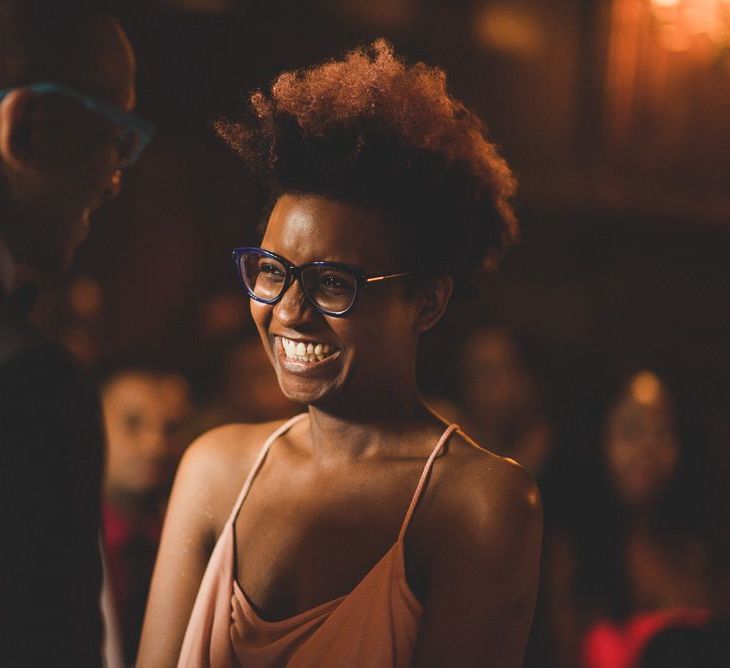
189, 292, 299, 432
193, 334, 299, 430
456, 325, 552, 478
32, 273, 107, 368
544, 370, 725, 668
100, 359, 192, 666
0, 0, 150, 664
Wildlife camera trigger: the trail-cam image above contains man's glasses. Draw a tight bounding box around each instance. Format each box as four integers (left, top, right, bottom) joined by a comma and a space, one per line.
0, 82, 156, 168
232, 246, 411, 317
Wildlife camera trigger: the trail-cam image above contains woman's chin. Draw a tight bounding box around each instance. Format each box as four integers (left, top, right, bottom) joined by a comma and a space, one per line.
276, 372, 338, 405
274, 339, 347, 406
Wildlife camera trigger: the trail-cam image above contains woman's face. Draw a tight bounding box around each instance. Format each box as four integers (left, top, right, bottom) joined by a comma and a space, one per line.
603, 377, 680, 508
251, 194, 422, 409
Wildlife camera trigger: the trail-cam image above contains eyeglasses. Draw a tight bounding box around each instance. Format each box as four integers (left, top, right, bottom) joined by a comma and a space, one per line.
0, 82, 156, 168
232, 246, 411, 317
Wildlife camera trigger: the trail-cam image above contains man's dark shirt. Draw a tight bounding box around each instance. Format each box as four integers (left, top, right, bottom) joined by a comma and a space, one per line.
0, 291, 104, 667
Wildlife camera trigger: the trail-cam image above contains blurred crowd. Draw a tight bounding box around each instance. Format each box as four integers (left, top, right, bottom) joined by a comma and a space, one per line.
31, 277, 730, 667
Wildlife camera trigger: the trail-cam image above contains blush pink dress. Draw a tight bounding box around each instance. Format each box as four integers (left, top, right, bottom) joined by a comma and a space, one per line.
177, 413, 459, 667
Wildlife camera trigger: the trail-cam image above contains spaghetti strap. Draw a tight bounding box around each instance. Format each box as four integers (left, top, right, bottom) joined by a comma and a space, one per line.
227, 413, 308, 525
397, 423, 459, 544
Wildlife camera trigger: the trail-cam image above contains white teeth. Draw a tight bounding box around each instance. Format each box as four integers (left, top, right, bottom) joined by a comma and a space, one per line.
280, 337, 336, 363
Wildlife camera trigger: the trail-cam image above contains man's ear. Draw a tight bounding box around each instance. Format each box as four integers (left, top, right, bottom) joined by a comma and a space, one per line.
414, 275, 454, 333
0, 88, 41, 176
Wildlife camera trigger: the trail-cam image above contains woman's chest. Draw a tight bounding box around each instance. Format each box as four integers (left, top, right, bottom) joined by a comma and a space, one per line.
231, 464, 424, 621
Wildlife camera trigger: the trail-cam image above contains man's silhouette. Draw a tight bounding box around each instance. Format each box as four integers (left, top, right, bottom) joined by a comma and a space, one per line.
0, 2, 152, 664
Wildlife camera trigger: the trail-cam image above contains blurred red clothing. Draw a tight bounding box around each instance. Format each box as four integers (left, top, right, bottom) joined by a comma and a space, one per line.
582, 607, 712, 668
103, 504, 162, 665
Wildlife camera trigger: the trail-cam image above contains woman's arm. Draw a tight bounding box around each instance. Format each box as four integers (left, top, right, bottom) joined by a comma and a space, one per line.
410, 457, 542, 667
137, 423, 265, 667
136, 437, 218, 667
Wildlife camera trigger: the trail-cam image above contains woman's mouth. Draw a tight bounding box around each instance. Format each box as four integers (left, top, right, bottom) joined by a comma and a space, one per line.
276, 336, 340, 372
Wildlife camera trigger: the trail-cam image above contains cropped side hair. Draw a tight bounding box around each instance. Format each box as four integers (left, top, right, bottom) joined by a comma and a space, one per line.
215, 39, 518, 297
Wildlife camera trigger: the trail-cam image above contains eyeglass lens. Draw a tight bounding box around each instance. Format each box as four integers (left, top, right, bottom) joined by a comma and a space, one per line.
239, 252, 358, 314
42, 90, 142, 167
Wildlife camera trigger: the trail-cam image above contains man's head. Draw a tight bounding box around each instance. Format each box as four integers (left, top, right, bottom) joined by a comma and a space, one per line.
101, 365, 192, 499
0, 1, 142, 274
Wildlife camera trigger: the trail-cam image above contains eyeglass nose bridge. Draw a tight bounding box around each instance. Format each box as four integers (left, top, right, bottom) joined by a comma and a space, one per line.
273, 264, 322, 315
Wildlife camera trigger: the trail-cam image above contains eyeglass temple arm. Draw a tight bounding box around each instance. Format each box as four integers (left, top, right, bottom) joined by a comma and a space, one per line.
365, 271, 411, 283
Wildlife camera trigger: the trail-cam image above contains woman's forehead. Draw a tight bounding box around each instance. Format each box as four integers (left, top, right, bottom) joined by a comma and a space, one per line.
262, 193, 399, 266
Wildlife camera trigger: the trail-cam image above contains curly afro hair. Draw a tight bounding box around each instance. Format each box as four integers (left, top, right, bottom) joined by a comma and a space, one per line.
215, 39, 518, 297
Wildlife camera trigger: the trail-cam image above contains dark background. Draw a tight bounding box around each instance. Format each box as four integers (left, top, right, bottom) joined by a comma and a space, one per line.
39, 0, 730, 488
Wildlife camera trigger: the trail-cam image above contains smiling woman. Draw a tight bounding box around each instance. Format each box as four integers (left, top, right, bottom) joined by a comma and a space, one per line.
138, 39, 541, 668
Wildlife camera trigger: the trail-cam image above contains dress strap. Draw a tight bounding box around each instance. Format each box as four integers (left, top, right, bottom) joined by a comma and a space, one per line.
227, 413, 308, 525
397, 423, 460, 544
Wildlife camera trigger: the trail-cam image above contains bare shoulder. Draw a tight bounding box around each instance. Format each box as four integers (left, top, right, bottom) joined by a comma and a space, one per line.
447, 431, 540, 506
175, 418, 299, 537
423, 430, 543, 558
181, 419, 290, 482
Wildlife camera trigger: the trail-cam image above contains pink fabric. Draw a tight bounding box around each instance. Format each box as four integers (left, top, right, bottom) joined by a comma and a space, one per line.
582, 607, 712, 668
178, 414, 459, 667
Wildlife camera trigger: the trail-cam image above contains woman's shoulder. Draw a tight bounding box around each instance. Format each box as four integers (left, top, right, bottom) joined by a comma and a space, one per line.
174, 416, 304, 534
409, 428, 543, 615
185, 418, 295, 464
448, 430, 540, 508
427, 429, 542, 550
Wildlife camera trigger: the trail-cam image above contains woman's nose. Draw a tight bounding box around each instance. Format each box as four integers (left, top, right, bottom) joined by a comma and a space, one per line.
273, 279, 316, 325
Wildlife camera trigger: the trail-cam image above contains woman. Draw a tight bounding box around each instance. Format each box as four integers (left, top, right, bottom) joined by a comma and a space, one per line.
138, 40, 541, 667
545, 370, 722, 668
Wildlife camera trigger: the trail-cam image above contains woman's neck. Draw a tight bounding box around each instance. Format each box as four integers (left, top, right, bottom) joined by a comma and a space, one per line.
304, 390, 444, 463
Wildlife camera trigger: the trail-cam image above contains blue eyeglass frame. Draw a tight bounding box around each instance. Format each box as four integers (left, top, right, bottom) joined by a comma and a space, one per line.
232, 246, 411, 317
0, 82, 156, 166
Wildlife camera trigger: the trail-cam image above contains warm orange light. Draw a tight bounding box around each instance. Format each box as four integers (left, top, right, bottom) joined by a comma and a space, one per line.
472, 5, 545, 58
649, 0, 730, 52
659, 23, 694, 49
630, 371, 663, 406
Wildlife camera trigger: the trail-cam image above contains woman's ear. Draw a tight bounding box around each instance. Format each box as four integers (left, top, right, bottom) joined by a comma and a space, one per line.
414, 275, 453, 333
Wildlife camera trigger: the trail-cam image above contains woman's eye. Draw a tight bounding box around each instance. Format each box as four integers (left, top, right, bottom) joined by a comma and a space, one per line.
320, 273, 350, 291
260, 263, 285, 279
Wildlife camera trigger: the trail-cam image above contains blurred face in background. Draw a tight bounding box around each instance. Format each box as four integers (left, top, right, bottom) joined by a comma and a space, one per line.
103, 371, 191, 498
223, 337, 298, 422
603, 372, 680, 509
461, 328, 536, 421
